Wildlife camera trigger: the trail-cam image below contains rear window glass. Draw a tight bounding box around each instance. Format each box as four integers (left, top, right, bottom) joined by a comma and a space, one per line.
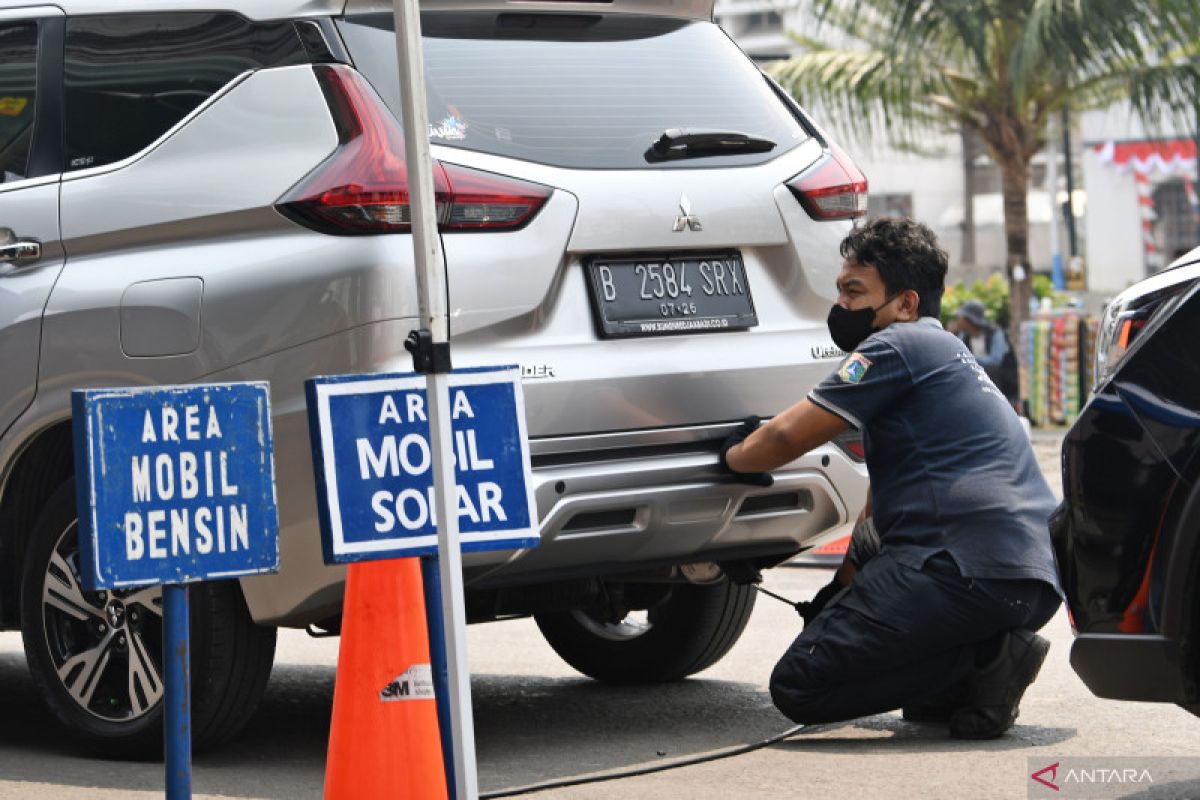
338, 13, 808, 169
64, 13, 306, 171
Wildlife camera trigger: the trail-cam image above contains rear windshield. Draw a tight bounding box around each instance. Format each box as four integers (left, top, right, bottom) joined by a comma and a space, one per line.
338, 12, 808, 169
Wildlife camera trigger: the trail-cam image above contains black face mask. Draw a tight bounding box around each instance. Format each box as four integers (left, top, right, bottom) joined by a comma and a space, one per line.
827, 294, 903, 352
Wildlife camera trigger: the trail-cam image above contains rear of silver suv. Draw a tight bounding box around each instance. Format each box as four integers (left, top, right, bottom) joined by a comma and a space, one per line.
0, 0, 868, 755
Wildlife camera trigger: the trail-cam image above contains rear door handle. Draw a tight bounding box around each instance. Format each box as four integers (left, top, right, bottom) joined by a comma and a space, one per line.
0, 240, 41, 263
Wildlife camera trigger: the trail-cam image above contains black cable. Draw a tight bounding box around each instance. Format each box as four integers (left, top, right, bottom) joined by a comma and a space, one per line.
479, 584, 817, 798
751, 583, 799, 607
479, 723, 811, 798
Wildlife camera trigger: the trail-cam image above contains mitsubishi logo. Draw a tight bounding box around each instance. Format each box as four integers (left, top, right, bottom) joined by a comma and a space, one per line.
673, 194, 702, 232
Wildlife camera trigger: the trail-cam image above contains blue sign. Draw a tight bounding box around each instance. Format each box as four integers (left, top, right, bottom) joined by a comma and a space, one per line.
306, 366, 539, 563
72, 383, 279, 590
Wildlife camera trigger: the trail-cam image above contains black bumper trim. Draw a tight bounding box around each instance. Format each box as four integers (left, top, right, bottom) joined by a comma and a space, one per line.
1070, 633, 1192, 703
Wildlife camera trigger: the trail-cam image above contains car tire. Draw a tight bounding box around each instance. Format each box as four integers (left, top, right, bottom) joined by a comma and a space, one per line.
20, 479, 276, 758
534, 579, 756, 683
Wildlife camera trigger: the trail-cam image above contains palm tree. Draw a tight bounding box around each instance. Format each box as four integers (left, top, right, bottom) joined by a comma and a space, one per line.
769, 0, 1200, 332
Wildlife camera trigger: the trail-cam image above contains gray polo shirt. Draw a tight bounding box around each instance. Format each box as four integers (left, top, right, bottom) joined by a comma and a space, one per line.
809, 317, 1061, 589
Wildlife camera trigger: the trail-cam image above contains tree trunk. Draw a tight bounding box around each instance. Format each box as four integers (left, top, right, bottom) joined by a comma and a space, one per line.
960, 126, 977, 267
999, 156, 1033, 340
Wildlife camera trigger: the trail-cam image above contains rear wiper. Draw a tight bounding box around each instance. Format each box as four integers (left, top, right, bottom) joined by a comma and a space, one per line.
645, 129, 776, 162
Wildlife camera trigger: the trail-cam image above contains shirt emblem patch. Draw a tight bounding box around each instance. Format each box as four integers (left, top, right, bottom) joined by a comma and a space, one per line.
837, 353, 872, 384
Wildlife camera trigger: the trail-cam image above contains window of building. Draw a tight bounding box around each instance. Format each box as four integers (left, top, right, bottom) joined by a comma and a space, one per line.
741, 11, 784, 34
1151, 179, 1198, 265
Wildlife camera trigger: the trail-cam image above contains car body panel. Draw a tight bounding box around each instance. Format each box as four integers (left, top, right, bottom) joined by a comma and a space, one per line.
433, 141, 849, 435
0, 0, 343, 20
0, 7, 64, 439
1054, 277, 1200, 705
2, 0, 715, 20
0, 180, 63, 439
2, 2, 869, 634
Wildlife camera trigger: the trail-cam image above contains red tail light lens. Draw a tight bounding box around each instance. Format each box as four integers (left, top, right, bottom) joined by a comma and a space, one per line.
786, 143, 868, 221
833, 431, 866, 462
440, 163, 552, 231
278, 65, 447, 234
278, 65, 551, 235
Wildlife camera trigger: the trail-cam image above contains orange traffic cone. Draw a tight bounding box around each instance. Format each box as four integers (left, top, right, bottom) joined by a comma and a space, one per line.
324, 558, 449, 800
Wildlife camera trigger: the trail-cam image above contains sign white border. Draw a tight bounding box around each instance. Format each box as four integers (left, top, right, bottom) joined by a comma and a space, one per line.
74, 382, 279, 589
312, 367, 539, 559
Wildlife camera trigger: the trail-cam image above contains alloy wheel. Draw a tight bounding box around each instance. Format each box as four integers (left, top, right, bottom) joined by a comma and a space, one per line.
40, 521, 165, 722
570, 608, 653, 642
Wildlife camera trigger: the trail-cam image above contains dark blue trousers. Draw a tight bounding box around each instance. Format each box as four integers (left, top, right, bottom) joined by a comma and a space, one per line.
770, 551, 1060, 725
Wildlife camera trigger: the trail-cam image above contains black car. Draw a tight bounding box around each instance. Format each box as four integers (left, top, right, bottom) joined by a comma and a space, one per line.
1051, 251, 1200, 711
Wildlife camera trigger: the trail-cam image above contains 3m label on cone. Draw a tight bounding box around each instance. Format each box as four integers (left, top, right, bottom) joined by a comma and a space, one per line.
380, 663, 435, 701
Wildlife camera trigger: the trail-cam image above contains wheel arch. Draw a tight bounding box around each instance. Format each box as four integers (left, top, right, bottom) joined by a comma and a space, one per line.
1157, 456, 1200, 701
0, 420, 74, 628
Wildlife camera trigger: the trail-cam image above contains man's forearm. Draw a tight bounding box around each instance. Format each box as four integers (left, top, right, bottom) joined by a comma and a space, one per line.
726, 398, 849, 473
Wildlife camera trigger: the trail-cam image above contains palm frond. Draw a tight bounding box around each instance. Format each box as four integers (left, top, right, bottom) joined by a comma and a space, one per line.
1072, 56, 1200, 134
770, 0, 1199, 157
768, 48, 950, 146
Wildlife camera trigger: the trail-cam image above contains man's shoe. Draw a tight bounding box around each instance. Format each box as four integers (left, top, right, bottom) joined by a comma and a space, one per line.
949, 629, 1050, 740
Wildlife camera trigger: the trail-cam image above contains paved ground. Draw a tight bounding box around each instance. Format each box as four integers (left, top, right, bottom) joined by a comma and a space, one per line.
2, 430, 1199, 798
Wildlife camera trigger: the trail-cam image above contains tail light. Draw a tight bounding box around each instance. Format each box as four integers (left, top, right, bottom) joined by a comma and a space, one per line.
439, 163, 551, 230
833, 430, 865, 462
786, 143, 868, 221
277, 65, 551, 235
1093, 278, 1194, 390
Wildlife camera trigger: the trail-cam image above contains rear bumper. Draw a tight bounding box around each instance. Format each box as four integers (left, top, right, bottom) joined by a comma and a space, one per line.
467, 433, 862, 589
242, 419, 867, 626
1070, 633, 1194, 704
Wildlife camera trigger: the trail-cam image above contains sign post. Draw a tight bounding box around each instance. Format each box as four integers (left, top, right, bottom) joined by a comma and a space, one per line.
386, 0, 488, 796
163, 583, 190, 797
72, 383, 279, 800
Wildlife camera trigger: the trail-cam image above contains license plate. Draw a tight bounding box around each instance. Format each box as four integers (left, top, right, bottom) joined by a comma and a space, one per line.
585, 253, 758, 338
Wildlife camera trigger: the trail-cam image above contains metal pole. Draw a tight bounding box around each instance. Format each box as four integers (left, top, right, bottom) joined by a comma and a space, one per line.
163, 583, 191, 800
390, 1, 479, 798
1061, 107, 1079, 257
421, 555, 457, 799
1047, 115, 1064, 290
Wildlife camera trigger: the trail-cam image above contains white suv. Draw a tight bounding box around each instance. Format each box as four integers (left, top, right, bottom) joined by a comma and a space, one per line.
0, 0, 868, 754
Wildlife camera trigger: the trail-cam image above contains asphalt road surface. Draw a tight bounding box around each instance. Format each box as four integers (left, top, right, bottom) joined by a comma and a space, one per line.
2, 432, 1198, 799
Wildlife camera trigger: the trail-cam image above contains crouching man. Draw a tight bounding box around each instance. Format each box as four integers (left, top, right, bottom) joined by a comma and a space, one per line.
722, 218, 1061, 738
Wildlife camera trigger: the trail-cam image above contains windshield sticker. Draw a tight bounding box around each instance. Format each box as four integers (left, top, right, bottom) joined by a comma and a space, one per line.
429, 107, 468, 141
837, 353, 872, 384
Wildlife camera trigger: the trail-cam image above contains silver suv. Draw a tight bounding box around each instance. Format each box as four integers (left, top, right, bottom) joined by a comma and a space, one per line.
0, 0, 868, 754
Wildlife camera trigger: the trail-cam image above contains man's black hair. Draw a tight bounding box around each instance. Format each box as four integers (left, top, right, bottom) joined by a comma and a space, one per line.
840, 217, 948, 318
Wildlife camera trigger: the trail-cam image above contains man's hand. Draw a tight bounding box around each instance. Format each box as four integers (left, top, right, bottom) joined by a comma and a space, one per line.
721, 399, 849, 474
795, 576, 844, 626
719, 416, 774, 487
